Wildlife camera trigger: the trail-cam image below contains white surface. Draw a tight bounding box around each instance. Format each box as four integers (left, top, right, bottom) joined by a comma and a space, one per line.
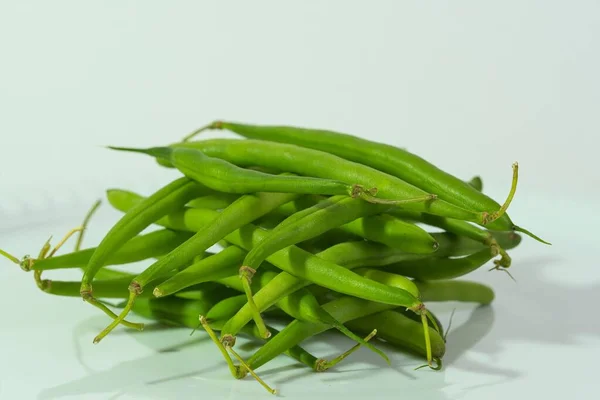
1, 1, 599, 399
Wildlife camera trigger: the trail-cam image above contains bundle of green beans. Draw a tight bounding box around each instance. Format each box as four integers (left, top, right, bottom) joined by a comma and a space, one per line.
1, 120, 548, 394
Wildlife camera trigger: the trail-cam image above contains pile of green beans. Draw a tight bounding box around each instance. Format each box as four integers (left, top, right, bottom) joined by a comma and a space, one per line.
1, 120, 548, 394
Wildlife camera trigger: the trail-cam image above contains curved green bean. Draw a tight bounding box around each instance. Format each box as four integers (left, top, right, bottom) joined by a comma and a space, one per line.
164, 139, 513, 225
109, 146, 395, 204
382, 248, 495, 281
189, 121, 522, 233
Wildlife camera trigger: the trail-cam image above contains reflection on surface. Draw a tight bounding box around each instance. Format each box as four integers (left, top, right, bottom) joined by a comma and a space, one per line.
36, 253, 594, 400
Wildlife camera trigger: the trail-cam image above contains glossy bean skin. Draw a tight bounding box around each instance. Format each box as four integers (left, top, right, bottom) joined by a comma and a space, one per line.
187, 193, 240, 210
189, 123, 513, 230
154, 245, 246, 297
275, 195, 438, 254
110, 146, 385, 202
167, 139, 493, 225
31, 229, 192, 271
382, 248, 494, 281
110, 191, 423, 311
80, 177, 207, 298
240, 195, 394, 276
414, 280, 495, 304
205, 294, 251, 321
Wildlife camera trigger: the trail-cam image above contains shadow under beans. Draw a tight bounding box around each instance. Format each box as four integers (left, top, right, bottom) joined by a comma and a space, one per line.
37, 251, 597, 400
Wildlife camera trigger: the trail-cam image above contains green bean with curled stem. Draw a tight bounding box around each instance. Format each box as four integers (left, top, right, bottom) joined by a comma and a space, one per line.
181, 125, 522, 229
159, 138, 518, 225
381, 248, 495, 281
109, 145, 395, 204
28, 229, 193, 271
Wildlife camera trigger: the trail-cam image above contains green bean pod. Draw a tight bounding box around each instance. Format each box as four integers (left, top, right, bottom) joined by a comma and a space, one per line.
166, 139, 499, 225
194, 121, 516, 232
154, 245, 246, 297
382, 248, 495, 281
414, 280, 495, 304
276, 195, 438, 254
109, 146, 390, 203
31, 229, 192, 271
187, 193, 240, 210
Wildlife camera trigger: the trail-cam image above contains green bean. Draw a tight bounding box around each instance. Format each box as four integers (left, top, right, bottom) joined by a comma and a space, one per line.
94, 188, 299, 344
354, 269, 420, 298
38, 273, 178, 299
109, 146, 401, 204
187, 193, 240, 210
162, 139, 519, 226
382, 248, 494, 281
154, 245, 246, 297
182, 124, 524, 228
187, 121, 525, 234
274, 195, 438, 254
206, 295, 251, 322
29, 229, 192, 271
238, 195, 424, 334
80, 177, 208, 330
414, 280, 495, 304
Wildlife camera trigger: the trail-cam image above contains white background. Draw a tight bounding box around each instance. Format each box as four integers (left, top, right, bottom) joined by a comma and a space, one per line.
0, 1, 598, 399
